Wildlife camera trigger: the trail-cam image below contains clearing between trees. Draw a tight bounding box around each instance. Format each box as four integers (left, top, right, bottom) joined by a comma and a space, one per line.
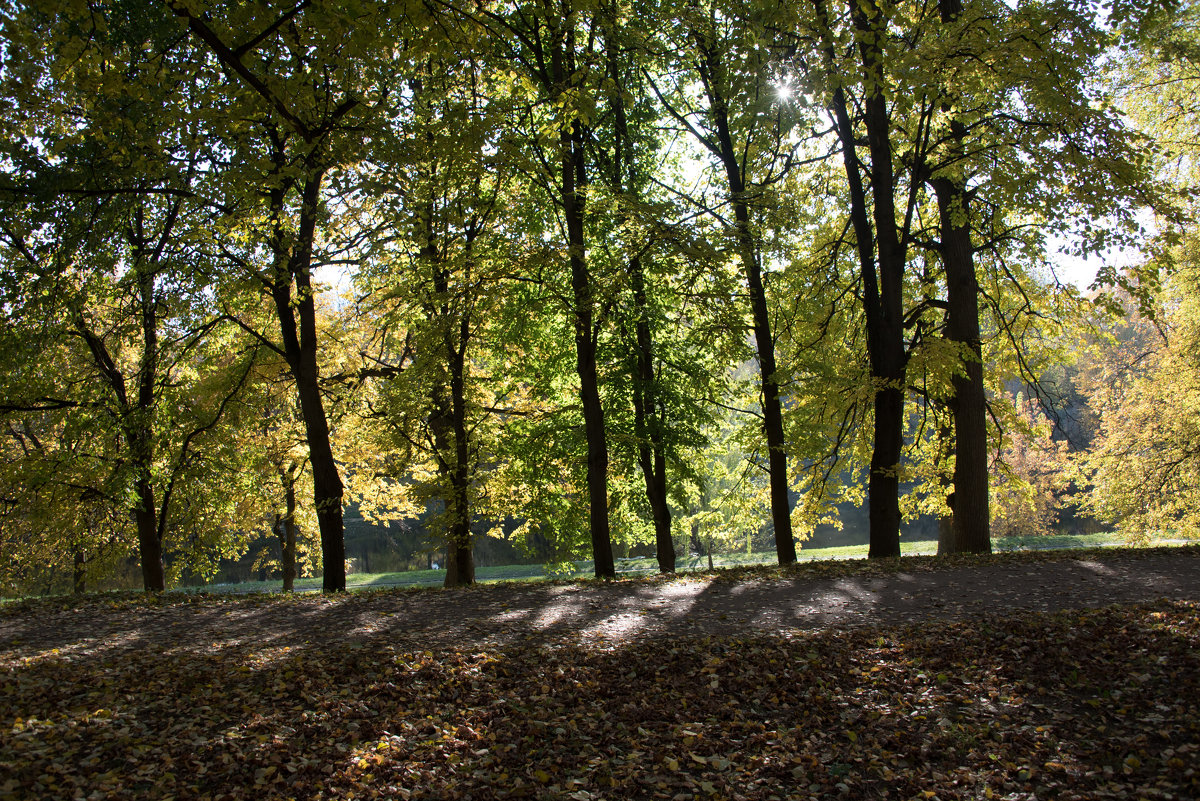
2, 547, 1198, 800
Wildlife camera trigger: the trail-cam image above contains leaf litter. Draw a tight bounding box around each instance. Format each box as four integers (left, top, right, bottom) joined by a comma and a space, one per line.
1, 554, 1199, 800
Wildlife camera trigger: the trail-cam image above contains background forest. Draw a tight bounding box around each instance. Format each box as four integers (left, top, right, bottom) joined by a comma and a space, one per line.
1, 0, 1197, 596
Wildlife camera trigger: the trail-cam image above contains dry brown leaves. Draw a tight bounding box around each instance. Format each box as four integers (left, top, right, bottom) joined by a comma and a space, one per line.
2, 588, 1198, 800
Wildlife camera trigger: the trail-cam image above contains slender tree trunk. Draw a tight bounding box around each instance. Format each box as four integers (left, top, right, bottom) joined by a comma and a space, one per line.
694, 32, 795, 564
277, 466, 298, 592
293, 361, 345, 592
133, 265, 167, 590
825, 49, 904, 559
933, 0, 990, 555
631, 336, 675, 574
73, 548, 86, 595
821, 0, 909, 559
443, 313, 476, 587
554, 39, 614, 579
629, 260, 674, 572
76, 271, 166, 591
935, 419, 956, 555
269, 166, 346, 593
605, 47, 674, 573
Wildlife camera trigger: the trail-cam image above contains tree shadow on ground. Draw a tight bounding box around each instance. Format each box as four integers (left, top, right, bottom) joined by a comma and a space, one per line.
2, 596, 1198, 800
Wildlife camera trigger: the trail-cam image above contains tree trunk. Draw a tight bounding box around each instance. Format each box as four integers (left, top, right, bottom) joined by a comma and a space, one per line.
274, 465, 299, 592
443, 315, 476, 587
935, 419, 956, 555
867, 386, 905, 558
933, 0, 990, 555
694, 30, 795, 564
295, 371, 345, 592
135, 479, 165, 591
553, 37, 614, 578
269, 166, 346, 593
629, 257, 673, 574
606, 45, 675, 575
429, 220, 478, 587
820, 0, 908, 559
73, 548, 86, 595
826, 57, 904, 560
134, 264, 166, 590
934, 178, 991, 554
690, 519, 704, 560
284, 472, 298, 591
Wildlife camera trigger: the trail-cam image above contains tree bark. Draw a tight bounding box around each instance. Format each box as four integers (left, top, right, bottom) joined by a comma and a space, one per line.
630, 261, 675, 574
857, 3, 907, 559
553, 32, 615, 579
442, 309, 477, 587
933, 0, 991, 555
693, 28, 795, 565
605, 45, 675, 574
277, 465, 298, 592
75, 231, 168, 591
134, 480, 165, 591
72, 548, 86, 595
818, 0, 908, 559
269, 165, 346, 593
935, 419, 956, 555
934, 178, 991, 553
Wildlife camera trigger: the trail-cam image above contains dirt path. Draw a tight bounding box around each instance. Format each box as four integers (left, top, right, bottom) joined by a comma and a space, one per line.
3, 548, 1198, 663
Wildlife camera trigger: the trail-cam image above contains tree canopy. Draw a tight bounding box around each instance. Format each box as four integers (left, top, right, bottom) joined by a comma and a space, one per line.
0, 0, 1193, 595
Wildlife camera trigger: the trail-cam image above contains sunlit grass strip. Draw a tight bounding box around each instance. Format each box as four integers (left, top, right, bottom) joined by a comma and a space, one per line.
194, 532, 1170, 595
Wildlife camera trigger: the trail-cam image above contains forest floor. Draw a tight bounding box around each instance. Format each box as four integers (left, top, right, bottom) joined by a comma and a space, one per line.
2, 546, 1199, 800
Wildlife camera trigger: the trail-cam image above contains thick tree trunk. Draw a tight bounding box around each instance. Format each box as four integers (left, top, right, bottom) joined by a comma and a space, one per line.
867, 387, 904, 558
933, 0, 991, 555
135, 479, 165, 591
443, 537, 474, 587
695, 34, 794, 564
934, 179, 991, 554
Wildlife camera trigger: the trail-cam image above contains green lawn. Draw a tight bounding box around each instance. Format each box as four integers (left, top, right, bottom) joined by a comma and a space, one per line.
196, 531, 1160, 595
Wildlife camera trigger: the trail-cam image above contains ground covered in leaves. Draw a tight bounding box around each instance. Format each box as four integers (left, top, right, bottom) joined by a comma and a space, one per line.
2, 549, 1199, 800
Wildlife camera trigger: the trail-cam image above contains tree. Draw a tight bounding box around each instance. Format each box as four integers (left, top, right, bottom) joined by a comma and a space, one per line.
1076, 263, 1200, 539
348, 43, 520, 586
648, 0, 808, 564
0, 2, 261, 590
472, 0, 619, 577
169, 0, 411, 591
808, 0, 915, 558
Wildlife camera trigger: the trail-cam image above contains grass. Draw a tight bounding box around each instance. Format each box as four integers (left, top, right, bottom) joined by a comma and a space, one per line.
193, 531, 1157, 595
